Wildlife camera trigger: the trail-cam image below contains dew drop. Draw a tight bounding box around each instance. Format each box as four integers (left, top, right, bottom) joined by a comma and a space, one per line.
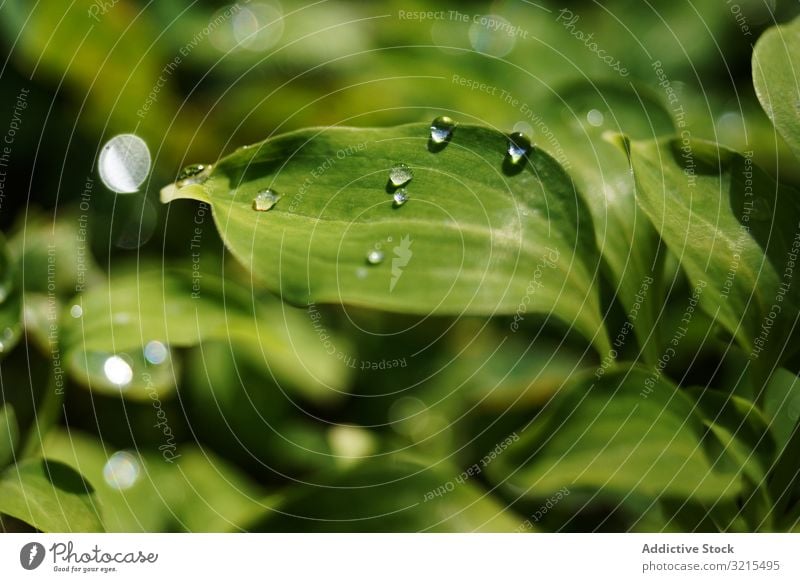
177, 163, 211, 187
366, 250, 384, 265
389, 163, 413, 187
252, 188, 281, 211
70, 304, 83, 318
102, 451, 141, 490
430, 116, 456, 144
393, 189, 408, 207
507, 132, 531, 163
98, 134, 151, 194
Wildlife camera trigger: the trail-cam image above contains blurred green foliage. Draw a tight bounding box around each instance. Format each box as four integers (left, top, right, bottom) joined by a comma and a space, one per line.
1, 0, 800, 533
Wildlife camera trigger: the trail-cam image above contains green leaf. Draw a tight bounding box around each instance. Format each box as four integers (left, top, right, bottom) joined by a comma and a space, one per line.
628, 137, 800, 364
541, 81, 674, 362
764, 368, 800, 450
161, 123, 609, 353
688, 387, 774, 484
753, 15, 800, 160
489, 368, 743, 503
61, 269, 352, 401
0, 405, 19, 469
0, 232, 22, 357
42, 429, 267, 532
0, 458, 103, 532
9, 209, 102, 296
257, 456, 522, 532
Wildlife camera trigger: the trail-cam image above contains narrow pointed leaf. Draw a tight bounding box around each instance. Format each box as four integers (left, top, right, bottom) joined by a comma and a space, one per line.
628, 137, 800, 363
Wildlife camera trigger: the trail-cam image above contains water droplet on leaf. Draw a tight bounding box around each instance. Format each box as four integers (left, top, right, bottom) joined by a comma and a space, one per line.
393, 189, 408, 207
430, 116, 456, 144
70, 305, 83, 318
252, 188, 281, 211
367, 250, 384, 265
389, 163, 413, 187
177, 163, 211, 187
507, 132, 531, 164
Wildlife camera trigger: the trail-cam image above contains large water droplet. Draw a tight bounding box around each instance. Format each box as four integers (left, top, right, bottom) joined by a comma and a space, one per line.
69, 304, 83, 318
252, 188, 281, 211
98, 134, 151, 194
177, 163, 211, 187
367, 250, 384, 265
389, 163, 413, 187
430, 116, 456, 144
102, 451, 141, 490
393, 189, 408, 207
103, 355, 133, 388
507, 132, 532, 164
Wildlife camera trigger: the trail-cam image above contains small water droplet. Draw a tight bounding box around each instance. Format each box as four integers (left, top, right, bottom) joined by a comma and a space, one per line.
367, 250, 384, 265
70, 304, 83, 318
586, 109, 604, 127
144, 340, 169, 365
389, 163, 413, 187
430, 116, 456, 144
98, 134, 151, 194
507, 132, 531, 163
393, 189, 408, 207
103, 451, 141, 490
103, 355, 133, 388
252, 188, 281, 211
177, 163, 212, 187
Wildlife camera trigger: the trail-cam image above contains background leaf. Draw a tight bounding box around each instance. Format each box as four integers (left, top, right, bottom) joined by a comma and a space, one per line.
0, 457, 103, 532
753, 14, 800, 160
61, 269, 352, 401
256, 456, 521, 532
628, 137, 800, 367
0, 404, 19, 469
489, 368, 744, 503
